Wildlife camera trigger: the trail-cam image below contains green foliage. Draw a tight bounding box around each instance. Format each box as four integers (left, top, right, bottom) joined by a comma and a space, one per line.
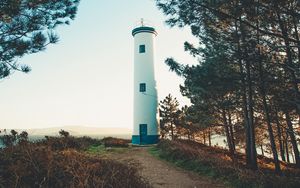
159, 94, 181, 139
155, 0, 300, 171
86, 145, 106, 155
0, 129, 29, 147
59, 129, 70, 137
165, 58, 184, 76
0, 0, 80, 79
42, 135, 102, 151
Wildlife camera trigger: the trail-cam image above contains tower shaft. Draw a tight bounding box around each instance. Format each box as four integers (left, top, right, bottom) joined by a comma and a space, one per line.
132, 26, 159, 145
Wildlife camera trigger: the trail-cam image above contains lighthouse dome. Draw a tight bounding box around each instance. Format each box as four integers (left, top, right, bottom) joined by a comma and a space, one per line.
132, 26, 157, 37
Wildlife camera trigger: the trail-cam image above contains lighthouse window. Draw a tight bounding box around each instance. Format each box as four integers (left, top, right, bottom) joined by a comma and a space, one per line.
139, 45, 146, 53
140, 83, 146, 92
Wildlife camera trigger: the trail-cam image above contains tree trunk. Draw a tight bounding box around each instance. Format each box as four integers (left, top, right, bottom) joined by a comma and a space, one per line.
291, 10, 300, 125
239, 20, 257, 170
228, 111, 236, 151
275, 111, 286, 162
285, 112, 300, 167
291, 8, 300, 79
235, 20, 252, 167
285, 132, 291, 163
291, 150, 295, 163
208, 128, 212, 147
257, 43, 281, 174
261, 95, 281, 174
260, 144, 264, 156
222, 109, 235, 159
170, 123, 174, 140
245, 46, 258, 170
259, 90, 281, 173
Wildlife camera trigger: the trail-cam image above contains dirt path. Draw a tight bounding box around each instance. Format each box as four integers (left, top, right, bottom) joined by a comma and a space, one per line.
109, 147, 226, 188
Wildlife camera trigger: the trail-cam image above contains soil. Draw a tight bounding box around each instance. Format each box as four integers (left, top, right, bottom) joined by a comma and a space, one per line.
108, 147, 227, 188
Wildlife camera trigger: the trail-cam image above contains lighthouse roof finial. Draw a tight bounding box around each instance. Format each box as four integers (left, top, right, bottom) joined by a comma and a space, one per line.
132, 19, 158, 36
141, 18, 144, 26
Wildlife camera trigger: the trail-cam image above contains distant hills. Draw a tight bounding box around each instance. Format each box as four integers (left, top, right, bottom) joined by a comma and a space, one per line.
1, 126, 131, 139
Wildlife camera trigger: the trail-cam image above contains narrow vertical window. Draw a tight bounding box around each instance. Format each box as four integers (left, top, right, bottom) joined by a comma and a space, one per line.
139, 45, 145, 53
140, 83, 146, 92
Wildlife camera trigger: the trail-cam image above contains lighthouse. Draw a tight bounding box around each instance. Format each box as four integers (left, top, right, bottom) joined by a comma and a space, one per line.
132, 21, 159, 145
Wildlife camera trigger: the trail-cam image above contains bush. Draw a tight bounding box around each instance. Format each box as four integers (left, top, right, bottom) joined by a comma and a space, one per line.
102, 137, 130, 148
0, 131, 148, 187
0, 143, 148, 188
41, 136, 102, 151
0, 130, 29, 147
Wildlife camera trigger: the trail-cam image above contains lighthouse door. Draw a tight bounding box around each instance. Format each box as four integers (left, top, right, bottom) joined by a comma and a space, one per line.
139, 124, 147, 144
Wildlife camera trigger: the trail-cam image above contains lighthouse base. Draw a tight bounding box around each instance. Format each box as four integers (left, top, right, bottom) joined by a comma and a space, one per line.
132, 135, 159, 145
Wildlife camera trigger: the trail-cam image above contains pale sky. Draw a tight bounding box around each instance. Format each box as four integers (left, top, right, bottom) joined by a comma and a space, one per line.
0, 0, 197, 129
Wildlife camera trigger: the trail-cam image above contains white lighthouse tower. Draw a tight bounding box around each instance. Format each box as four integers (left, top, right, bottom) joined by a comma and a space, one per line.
132, 20, 159, 145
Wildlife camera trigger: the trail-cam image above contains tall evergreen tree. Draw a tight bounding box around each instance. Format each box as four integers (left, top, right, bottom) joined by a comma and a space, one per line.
156, 0, 300, 173
159, 94, 181, 140
0, 0, 80, 79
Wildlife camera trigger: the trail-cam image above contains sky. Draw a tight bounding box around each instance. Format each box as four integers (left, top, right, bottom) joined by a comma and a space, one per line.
0, 0, 198, 129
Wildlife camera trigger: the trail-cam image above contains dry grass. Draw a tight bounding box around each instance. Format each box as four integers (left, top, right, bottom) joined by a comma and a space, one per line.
0, 137, 148, 188
102, 137, 131, 148
155, 139, 300, 188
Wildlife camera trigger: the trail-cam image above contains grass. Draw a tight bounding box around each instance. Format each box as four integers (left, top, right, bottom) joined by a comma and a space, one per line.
86, 145, 106, 154
148, 146, 160, 157
149, 146, 241, 187
149, 140, 300, 188
86, 144, 130, 156
148, 146, 228, 185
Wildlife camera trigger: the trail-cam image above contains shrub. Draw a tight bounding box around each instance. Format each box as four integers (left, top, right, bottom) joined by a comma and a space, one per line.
102, 137, 130, 148
59, 129, 70, 138
41, 136, 102, 151
0, 143, 148, 188
0, 130, 29, 147
0, 131, 148, 187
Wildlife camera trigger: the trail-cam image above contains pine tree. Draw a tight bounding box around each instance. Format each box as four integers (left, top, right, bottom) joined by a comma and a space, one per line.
155, 0, 300, 172
0, 0, 80, 79
159, 94, 181, 140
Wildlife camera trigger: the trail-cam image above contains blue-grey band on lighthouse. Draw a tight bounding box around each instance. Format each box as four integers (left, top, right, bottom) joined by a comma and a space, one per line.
132, 26, 158, 37
132, 24, 160, 145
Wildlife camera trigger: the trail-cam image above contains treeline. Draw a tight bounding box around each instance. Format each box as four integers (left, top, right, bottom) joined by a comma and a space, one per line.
157, 0, 300, 174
